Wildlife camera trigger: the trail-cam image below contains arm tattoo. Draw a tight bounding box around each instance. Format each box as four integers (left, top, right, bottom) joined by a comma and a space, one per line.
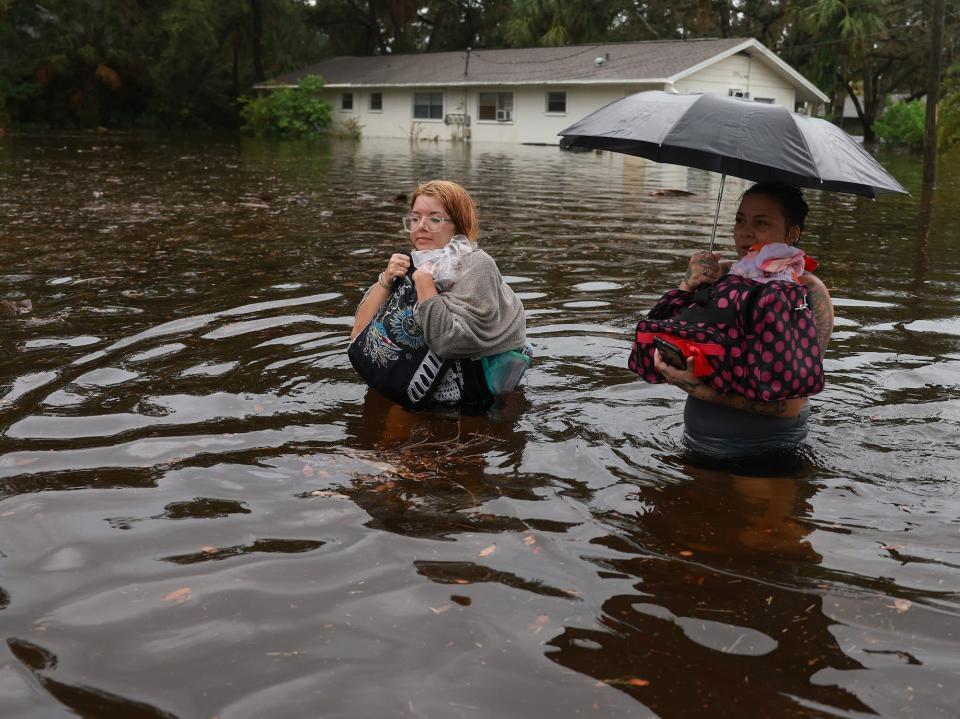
711, 392, 789, 416
674, 378, 702, 394
679, 378, 793, 417
805, 284, 834, 352
730, 396, 789, 417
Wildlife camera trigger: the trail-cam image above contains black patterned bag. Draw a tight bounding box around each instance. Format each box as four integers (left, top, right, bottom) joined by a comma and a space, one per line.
348, 271, 451, 410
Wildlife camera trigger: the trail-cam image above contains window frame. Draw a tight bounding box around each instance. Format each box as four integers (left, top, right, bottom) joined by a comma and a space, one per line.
477, 91, 514, 123
341, 92, 354, 111
545, 91, 567, 115
369, 92, 383, 112
413, 92, 444, 121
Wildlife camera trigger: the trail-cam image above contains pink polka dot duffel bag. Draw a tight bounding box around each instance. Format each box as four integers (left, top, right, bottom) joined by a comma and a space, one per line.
628, 274, 825, 401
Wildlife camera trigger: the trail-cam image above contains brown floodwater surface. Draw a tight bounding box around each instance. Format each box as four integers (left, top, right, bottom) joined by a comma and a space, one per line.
1, 132, 959, 718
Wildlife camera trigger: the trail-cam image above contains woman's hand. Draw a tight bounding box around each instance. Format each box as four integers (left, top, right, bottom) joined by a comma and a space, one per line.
412, 262, 438, 303
411, 260, 434, 287
655, 348, 805, 418
351, 253, 410, 340
384, 253, 410, 283
680, 250, 721, 292
654, 350, 706, 398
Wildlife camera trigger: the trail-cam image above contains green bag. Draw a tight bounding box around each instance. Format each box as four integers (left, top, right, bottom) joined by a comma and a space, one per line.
480, 349, 531, 395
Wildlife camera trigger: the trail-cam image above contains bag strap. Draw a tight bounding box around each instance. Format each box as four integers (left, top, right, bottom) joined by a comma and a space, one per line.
742, 281, 766, 324
677, 283, 738, 325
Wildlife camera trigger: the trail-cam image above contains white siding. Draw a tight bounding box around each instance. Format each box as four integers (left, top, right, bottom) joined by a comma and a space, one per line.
466, 85, 647, 144
327, 89, 450, 139
320, 55, 799, 143
674, 53, 796, 108
326, 84, 660, 144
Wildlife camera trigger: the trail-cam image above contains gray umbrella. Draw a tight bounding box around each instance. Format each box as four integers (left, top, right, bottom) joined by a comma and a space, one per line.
558, 90, 908, 249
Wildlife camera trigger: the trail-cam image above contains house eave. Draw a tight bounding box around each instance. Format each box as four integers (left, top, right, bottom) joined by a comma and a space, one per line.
254, 78, 672, 91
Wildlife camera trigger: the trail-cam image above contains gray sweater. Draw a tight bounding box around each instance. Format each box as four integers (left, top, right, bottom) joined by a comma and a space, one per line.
414, 249, 526, 359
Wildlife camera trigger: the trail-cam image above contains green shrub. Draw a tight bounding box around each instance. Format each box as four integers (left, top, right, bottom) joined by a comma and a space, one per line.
875, 100, 925, 147
938, 91, 960, 152
240, 75, 331, 138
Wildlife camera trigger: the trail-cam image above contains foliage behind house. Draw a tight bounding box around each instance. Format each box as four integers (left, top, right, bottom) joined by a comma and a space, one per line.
239, 75, 331, 138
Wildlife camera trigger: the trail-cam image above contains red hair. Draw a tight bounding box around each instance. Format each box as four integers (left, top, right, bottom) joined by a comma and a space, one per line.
410, 180, 479, 241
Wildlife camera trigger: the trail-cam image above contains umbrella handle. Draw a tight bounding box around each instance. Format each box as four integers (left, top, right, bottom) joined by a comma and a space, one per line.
709, 173, 726, 253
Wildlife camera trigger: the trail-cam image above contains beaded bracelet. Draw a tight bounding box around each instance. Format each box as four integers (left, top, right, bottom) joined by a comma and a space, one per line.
377, 272, 390, 290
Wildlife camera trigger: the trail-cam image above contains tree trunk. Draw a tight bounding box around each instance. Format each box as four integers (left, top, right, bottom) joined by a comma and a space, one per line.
232, 34, 240, 96
861, 61, 875, 142
841, 75, 868, 137
923, 0, 946, 185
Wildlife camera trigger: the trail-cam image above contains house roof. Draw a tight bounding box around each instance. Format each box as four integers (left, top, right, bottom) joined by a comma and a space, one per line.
258, 38, 828, 104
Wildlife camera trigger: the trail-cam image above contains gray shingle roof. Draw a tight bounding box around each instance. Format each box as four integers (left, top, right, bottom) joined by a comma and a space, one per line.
262, 38, 750, 87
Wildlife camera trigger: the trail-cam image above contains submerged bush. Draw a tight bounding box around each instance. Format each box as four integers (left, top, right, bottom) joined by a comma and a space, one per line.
336, 116, 363, 140
240, 75, 331, 138
875, 100, 925, 147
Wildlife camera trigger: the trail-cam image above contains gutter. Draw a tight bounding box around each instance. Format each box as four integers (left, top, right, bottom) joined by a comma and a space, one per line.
253, 79, 671, 90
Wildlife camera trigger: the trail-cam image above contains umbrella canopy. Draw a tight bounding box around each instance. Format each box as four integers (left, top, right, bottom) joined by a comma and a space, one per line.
559, 91, 908, 199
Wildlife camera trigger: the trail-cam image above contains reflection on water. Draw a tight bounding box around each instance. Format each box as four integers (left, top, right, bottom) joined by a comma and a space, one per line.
550, 466, 870, 718
1, 133, 959, 717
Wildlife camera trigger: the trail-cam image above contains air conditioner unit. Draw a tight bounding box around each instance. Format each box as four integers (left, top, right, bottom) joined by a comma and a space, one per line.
496, 110, 512, 121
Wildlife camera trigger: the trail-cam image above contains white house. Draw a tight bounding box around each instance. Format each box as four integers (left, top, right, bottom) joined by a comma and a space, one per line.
257, 38, 829, 145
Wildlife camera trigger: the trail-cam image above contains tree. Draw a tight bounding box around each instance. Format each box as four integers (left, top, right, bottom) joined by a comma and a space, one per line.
502, 0, 620, 47
305, 0, 423, 55
0, 0, 326, 129
0, 0, 156, 127
922, 0, 945, 183
793, 0, 942, 140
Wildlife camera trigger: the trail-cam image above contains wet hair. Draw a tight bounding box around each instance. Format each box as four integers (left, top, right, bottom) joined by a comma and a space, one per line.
742, 182, 809, 232
410, 180, 480, 241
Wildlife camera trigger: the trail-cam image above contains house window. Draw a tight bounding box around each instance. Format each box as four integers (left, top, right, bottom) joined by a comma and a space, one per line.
546, 91, 566, 114
413, 92, 443, 120
478, 92, 513, 121
728, 89, 750, 100
754, 97, 775, 104
341, 92, 353, 110
369, 92, 383, 111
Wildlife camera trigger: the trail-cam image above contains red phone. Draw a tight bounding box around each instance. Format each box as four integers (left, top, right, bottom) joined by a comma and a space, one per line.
654, 337, 687, 370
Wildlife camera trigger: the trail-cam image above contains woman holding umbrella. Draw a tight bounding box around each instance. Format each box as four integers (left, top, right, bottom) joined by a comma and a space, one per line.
652, 182, 834, 459
561, 90, 905, 458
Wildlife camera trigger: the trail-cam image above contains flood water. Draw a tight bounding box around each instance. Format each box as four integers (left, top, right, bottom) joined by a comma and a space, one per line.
1, 132, 959, 718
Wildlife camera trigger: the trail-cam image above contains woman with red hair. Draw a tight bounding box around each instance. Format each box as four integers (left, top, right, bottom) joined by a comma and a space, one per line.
350, 180, 527, 415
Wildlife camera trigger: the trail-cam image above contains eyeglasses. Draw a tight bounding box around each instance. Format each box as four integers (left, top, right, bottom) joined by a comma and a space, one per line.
402, 214, 452, 233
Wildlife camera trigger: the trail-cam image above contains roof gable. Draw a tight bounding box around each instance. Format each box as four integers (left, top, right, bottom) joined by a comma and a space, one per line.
669, 39, 827, 103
